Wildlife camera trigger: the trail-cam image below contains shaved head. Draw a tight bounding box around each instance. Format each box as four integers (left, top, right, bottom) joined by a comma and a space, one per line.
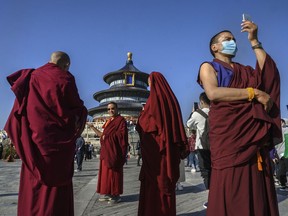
209, 30, 233, 57
49, 51, 70, 71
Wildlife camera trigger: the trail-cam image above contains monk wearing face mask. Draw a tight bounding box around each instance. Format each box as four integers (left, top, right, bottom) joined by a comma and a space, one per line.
198, 19, 281, 216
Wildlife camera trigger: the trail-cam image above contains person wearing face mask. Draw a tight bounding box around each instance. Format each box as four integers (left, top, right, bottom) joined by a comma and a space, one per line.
87, 102, 128, 204
197, 20, 282, 216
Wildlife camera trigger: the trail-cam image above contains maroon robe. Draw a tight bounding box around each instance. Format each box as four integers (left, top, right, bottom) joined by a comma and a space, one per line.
136, 72, 189, 216
97, 115, 128, 196
198, 55, 281, 216
5, 63, 87, 216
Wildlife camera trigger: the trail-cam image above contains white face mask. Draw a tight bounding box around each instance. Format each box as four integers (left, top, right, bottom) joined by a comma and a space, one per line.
221, 40, 238, 56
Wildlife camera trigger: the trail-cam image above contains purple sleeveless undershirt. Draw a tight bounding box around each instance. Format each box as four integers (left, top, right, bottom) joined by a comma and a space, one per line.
210, 61, 233, 87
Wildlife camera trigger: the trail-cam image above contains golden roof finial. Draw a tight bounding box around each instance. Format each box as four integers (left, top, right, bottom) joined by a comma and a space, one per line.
127, 52, 132, 61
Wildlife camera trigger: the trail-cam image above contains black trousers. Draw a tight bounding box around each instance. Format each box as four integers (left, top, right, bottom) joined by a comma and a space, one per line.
197, 149, 211, 190
277, 157, 288, 186
137, 154, 142, 165
76, 152, 84, 170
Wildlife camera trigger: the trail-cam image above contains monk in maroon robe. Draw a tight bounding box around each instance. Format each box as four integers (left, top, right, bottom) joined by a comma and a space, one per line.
87, 102, 128, 204
136, 72, 189, 216
5, 51, 87, 216
198, 21, 281, 215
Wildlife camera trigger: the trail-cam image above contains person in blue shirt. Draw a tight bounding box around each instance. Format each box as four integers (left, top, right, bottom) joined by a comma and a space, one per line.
75, 136, 85, 172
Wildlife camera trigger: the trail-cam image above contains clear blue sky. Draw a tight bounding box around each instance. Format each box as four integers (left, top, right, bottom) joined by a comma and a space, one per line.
1, 0, 288, 129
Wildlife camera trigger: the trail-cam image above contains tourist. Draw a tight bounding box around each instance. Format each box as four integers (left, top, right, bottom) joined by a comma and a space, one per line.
275, 119, 288, 191
186, 92, 211, 208
175, 159, 185, 191
75, 136, 86, 172
136, 140, 142, 166
0, 142, 3, 160
187, 129, 199, 172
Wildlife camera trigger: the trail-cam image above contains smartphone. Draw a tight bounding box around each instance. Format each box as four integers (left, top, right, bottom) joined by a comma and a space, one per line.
242, 13, 252, 21
194, 102, 199, 111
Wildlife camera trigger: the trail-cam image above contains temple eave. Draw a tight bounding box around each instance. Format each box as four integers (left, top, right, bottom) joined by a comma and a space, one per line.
103, 71, 149, 84
88, 102, 143, 117
93, 88, 150, 101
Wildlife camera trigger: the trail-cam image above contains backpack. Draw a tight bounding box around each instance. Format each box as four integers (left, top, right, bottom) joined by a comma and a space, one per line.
195, 109, 210, 149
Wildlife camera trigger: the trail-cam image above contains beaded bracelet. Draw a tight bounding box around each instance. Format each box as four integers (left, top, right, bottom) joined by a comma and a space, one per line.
246, 87, 255, 101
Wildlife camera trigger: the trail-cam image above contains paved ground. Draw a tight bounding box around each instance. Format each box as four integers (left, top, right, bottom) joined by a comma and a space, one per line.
1, 157, 288, 216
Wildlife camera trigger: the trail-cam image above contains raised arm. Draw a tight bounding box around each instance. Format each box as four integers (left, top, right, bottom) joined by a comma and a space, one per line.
241, 20, 266, 70
86, 122, 103, 137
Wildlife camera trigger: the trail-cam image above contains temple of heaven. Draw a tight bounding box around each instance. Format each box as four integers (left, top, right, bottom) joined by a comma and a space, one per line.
88, 52, 150, 124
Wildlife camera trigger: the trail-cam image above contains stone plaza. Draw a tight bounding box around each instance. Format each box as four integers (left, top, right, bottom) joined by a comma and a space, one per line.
1, 157, 288, 216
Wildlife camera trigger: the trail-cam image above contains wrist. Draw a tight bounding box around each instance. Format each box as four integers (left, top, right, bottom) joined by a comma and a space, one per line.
253, 88, 260, 98
252, 42, 263, 50
246, 87, 255, 101
250, 39, 260, 47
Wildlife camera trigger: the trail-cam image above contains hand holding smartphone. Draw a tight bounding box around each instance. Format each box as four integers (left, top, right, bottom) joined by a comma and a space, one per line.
194, 102, 199, 111
242, 13, 251, 22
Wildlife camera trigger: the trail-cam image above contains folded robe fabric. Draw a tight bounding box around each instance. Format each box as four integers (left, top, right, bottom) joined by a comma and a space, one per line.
100, 115, 128, 170
5, 63, 87, 215
197, 55, 282, 169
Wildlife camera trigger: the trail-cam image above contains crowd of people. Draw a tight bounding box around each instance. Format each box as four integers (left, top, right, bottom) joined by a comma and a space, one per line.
3, 18, 288, 216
